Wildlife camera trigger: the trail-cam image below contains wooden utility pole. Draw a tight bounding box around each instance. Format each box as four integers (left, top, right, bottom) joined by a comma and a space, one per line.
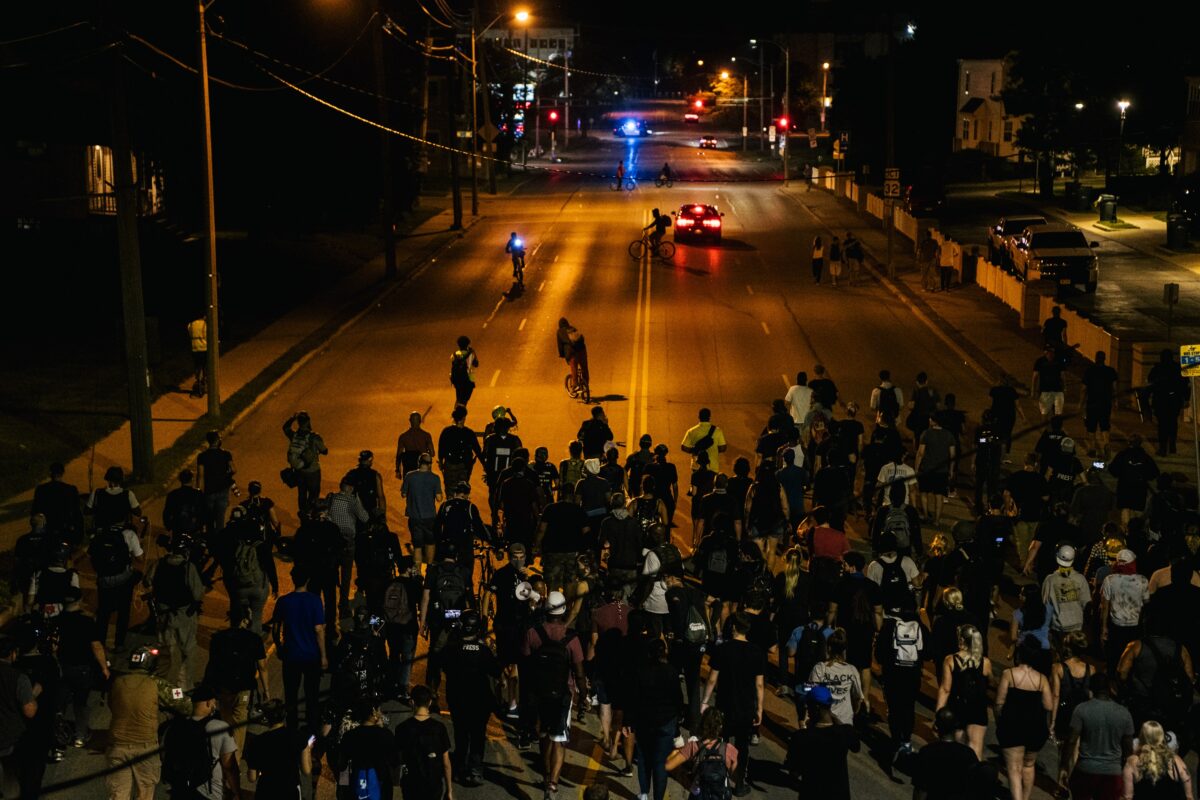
447, 58, 463, 229
197, 0, 221, 419
371, 6, 397, 277
110, 53, 155, 480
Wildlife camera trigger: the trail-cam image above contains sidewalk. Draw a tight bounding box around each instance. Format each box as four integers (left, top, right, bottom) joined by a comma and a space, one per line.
0, 206, 479, 550
785, 184, 1200, 483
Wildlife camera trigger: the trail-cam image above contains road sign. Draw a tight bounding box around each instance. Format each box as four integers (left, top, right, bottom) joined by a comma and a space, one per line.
807, 128, 817, 148
1165, 283, 1180, 305
883, 180, 901, 198
478, 122, 500, 142
885, 167, 900, 181
768, 126, 777, 143
1182, 344, 1200, 377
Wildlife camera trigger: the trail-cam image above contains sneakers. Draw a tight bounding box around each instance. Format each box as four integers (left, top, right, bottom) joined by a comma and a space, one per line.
505, 705, 520, 720
732, 784, 752, 797
750, 733, 760, 745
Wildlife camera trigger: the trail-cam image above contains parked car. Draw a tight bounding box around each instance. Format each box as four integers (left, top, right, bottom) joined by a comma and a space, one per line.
987, 215, 1047, 263
698, 135, 718, 149
1009, 223, 1099, 292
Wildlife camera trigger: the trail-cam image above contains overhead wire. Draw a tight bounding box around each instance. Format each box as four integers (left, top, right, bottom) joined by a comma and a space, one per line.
123, 31, 281, 91
381, 21, 464, 63
413, 0, 455, 29
500, 45, 639, 80
0, 20, 92, 46
210, 11, 381, 83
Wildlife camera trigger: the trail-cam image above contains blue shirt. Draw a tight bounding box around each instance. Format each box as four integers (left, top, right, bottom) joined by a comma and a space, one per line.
402, 470, 443, 520
1013, 606, 1051, 650
776, 465, 808, 519
276, 590, 324, 663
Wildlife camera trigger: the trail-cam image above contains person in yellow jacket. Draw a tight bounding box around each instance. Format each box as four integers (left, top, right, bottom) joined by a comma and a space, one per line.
188, 317, 207, 398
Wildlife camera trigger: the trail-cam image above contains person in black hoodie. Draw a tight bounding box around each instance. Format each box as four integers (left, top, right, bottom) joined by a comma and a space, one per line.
664, 572, 709, 734
628, 638, 683, 800
875, 607, 929, 772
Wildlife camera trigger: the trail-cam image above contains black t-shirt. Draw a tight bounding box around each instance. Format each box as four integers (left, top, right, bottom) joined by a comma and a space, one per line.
601, 515, 643, 570
1043, 317, 1067, 345
1005, 470, 1048, 522
197, 447, 234, 494
206, 627, 267, 692
912, 739, 980, 800
444, 638, 501, 706
340, 724, 397, 797
395, 717, 451, 797
599, 462, 625, 492
755, 431, 789, 463
698, 491, 737, 529
1034, 357, 1064, 392
989, 384, 1019, 423
244, 727, 306, 795
499, 474, 540, 528
487, 564, 526, 627
576, 475, 611, 515
810, 377, 838, 410
745, 612, 777, 653
644, 461, 679, 497
540, 501, 588, 554
726, 476, 752, 522
578, 419, 615, 458
785, 724, 860, 800
529, 461, 560, 504
709, 639, 765, 721
1083, 364, 1118, 407
833, 574, 881, 627
833, 418, 864, 457
55, 610, 101, 668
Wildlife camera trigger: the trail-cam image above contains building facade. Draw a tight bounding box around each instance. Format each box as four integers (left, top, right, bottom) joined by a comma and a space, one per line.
953, 58, 1023, 159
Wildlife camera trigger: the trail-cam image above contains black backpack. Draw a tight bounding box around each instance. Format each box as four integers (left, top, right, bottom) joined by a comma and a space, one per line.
382, 579, 414, 625
152, 559, 195, 610
705, 542, 730, 575
162, 716, 216, 792
692, 740, 731, 800
438, 500, 474, 546
527, 625, 575, 699
793, 621, 827, 679
450, 350, 470, 384
877, 385, 900, 420
1144, 637, 1193, 719
633, 496, 660, 534
434, 566, 468, 614
88, 528, 131, 578
878, 558, 914, 613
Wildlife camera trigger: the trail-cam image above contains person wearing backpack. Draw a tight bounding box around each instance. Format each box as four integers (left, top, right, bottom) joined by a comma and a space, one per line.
380, 555, 422, 703
435, 481, 490, 570
870, 370, 904, 424
163, 469, 206, 537
335, 700, 398, 800
666, 707, 739, 800
701, 612, 765, 797
682, 408, 728, 474
1099, 549, 1149, 675
26, 540, 79, 619
88, 520, 143, 650
328, 479, 369, 619
355, 510, 402, 615
537, 486, 591, 592
221, 505, 277, 635
282, 411, 328, 514
665, 571, 710, 733
162, 684, 239, 800
871, 482, 923, 559
875, 608, 929, 771
420, 545, 472, 706
143, 537, 204, 689
626, 638, 683, 800
866, 532, 921, 617
522, 591, 586, 798
438, 405, 484, 492
196, 429, 238, 535
1116, 611, 1196, 730
599, 493, 643, 598
204, 606, 268, 754
449, 334, 479, 407
395, 686, 454, 800
85, 465, 141, 531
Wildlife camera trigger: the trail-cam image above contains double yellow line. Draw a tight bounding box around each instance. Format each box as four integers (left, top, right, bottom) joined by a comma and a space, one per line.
626, 209, 654, 449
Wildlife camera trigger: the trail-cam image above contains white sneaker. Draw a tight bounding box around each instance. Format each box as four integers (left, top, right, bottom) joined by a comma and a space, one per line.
674, 735, 686, 749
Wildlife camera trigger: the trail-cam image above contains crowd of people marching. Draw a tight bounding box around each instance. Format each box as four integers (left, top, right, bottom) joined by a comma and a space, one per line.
3, 330, 1200, 800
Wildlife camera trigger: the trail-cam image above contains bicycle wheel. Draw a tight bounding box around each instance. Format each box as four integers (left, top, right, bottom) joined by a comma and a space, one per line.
580, 381, 591, 403
564, 373, 580, 398
625, 178, 637, 191
656, 240, 677, 259
628, 239, 648, 260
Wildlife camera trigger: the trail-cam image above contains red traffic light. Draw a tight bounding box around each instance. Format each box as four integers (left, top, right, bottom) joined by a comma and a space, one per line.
548, 111, 559, 122
693, 99, 703, 109
778, 117, 789, 129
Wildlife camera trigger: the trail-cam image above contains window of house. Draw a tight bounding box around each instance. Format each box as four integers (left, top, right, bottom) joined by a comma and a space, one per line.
87, 145, 116, 215
990, 72, 996, 95
973, 119, 979, 140
962, 119, 970, 140
1003, 120, 1013, 142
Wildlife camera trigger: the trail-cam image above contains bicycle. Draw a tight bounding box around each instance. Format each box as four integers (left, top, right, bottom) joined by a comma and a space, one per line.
628, 231, 676, 261
654, 174, 674, 188
564, 361, 591, 403
610, 176, 637, 191
511, 255, 525, 288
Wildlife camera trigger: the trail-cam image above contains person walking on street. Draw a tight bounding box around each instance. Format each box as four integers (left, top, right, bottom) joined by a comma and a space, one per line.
443, 609, 500, 786
682, 407, 728, 475
396, 410, 436, 478
439, 405, 483, 492
54, 588, 108, 748
1122, 721, 1193, 800
162, 684, 241, 800
919, 231, 941, 292
1033, 347, 1067, 419
1147, 348, 1188, 455
204, 607, 268, 755
328, 479, 368, 620
1081, 351, 1119, 458
283, 411, 327, 514
105, 645, 191, 799
784, 684, 861, 800
86, 465, 141, 530
403, 453, 444, 566
188, 315, 208, 397
994, 637, 1053, 800
450, 335, 480, 408
343, 449, 386, 515
87, 517, 143, 650
1060, 674, 1134, 800
395, 686, 454, 800
31, 462, 84, 545
143, 537, 204, 689
270, 569, 328, 732
935, 624, 992, 760
196, 429, 237, 535
701, 612, 765, 796
843, 232, 864, 286
828, 235, 844, 287
811, 236, 825, 284
628, 638, 683, 800
523, 591, 586, 799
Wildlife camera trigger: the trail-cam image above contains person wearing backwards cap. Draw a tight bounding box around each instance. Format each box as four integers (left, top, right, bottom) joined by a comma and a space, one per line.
521, 590, 586, 799
785, 682, 861, 800
1099, 549, 1149, 674
1042, 544, 1091, 644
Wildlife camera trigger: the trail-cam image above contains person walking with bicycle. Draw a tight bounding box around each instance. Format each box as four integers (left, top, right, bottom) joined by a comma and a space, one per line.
616, 161, 626, 190
557, 318, 589, 397
506, 232, 527, 287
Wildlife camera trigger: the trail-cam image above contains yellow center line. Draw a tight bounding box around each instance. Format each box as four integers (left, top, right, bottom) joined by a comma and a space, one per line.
518, 317, 527, 331
489, 369, 500, 387
761, 321, 771, 335
640, 248, 652, 440
626, 210, 648, 449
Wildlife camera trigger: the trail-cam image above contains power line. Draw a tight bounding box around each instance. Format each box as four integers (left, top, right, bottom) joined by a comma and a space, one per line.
211, 12, 381, 83
0, 20, 92, 46
381, 21, 464, 63
500, 45, 638, 80
412, 0, 455, 29
124, 31, 280, 91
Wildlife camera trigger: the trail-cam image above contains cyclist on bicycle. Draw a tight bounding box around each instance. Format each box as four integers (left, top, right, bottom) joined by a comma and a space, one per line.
556, 317, 589, 389
505, 232, 526, 283
643, 207, 671, 251
660, 162, 673, 183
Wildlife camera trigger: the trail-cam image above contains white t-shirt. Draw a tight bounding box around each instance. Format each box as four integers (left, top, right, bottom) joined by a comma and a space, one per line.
865, 554, 920, 588
808, 660, 862, 725
784, 384, 813, 425
1101, 573, 1149, 627
640, 549, 669, 615
876, 463, 917, 506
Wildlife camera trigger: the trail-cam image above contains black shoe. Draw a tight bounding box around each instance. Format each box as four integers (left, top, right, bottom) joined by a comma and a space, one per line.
733, 784, 752, 797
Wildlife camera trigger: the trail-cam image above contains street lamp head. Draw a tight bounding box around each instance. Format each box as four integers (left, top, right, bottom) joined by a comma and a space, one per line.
514, 9, 530, 23
822, 61, 830, 70
720, 70, 730, 79
1074, 102, 1085, 110
697, 59, 704, 66
731, 56, 736, 62
1117, 99, 1131, 113
749, 38, 757, 45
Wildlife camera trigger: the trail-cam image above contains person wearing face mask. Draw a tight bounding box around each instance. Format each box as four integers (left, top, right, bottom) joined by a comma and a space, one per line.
486, 542, 533, 720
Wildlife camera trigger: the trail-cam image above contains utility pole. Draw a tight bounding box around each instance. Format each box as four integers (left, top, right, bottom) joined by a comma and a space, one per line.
197, 0, 221, 419
479, 48, 497, 193
782, 48, 790, 186
758, 44, 764, 151
742, 74, 748, 152
447, 57, 463, 229
468, 7, 479, 216
371, 5, 398, 273
110, 52, 155, 480
885, 29, 896, 279
563, 43, 570, 150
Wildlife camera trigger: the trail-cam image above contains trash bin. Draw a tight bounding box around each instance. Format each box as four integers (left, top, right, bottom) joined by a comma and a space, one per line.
1097, 193, 1118, 223
1075, 186, 1096, 211
1167, 212, 1190, 249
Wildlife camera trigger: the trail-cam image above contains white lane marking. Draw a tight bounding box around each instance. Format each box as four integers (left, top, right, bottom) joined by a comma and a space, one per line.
761, 321, 771, 335
518, 318, 527, 331
538, 281, 546, 292
489, 369, 500, 387
746, 285, 754, 295
482, 296, 505, 329
554, 255, 559, 263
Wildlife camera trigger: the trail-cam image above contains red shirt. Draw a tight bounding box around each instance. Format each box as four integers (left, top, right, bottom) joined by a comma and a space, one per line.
810, 526, 849, 561
522, 620, 585, 692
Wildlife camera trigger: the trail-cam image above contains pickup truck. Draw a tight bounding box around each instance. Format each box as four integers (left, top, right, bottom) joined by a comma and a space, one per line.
987, 215, 1046, 264
1009, 223, 1100, 292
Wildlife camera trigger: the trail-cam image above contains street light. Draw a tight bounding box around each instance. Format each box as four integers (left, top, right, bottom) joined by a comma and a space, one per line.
754, 37, 790, 184
470, 9, 530, 208
720, 70, 730, 80
820, 61, 830, 132
697, 59, 704, 66
1074, 102, 1085, 110
197, 0, 221, 419
1116, 99, 1131, 178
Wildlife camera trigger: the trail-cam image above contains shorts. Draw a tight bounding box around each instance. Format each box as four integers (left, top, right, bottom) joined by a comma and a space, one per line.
536, 693, 572, 743
1084, 405, 1111, 433
918, 472, 949, 496
1069, 771, 1124, 800
191, 350, 206, 369
1038, 391, 1065, 416
408, 517, 436, 547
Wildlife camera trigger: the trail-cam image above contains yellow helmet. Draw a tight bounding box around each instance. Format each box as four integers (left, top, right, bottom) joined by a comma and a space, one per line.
928, 533, 951, 558
1104, 536, 1126, 560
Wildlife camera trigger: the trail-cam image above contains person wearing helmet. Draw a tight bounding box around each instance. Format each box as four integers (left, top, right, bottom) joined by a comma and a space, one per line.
483, 404, 519, 440
433, 481, 488, 571
1041, 543, 1090, 643
557, 319, 589, 395
522, 590, 585, 796
27, 540, 78, 619
443, 608, 500, 786
505, 232, 527, 285
142, 534, 204, 689
1044, 436, 1084, 507
483, 417, 523, 517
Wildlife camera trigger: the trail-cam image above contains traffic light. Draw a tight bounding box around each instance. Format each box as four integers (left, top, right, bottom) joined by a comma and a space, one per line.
777, 117, 789, 129
548, 110, 559, 123
694, 99, 703, 109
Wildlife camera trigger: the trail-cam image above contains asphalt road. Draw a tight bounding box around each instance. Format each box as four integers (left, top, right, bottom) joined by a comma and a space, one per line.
43, 125, 1040, 799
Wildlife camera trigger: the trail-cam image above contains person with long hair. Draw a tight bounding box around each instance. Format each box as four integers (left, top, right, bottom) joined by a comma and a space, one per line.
935, 624, 992, 759
1122, 721, 1193, 800
773, 548, 811, 693
808, 627, 863, 726
929, 587, 974, 674
1010, 583, 1052, 675
665, 706, 739, 784
995, 637, 1053, 800
1052, 631, 1092, 791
